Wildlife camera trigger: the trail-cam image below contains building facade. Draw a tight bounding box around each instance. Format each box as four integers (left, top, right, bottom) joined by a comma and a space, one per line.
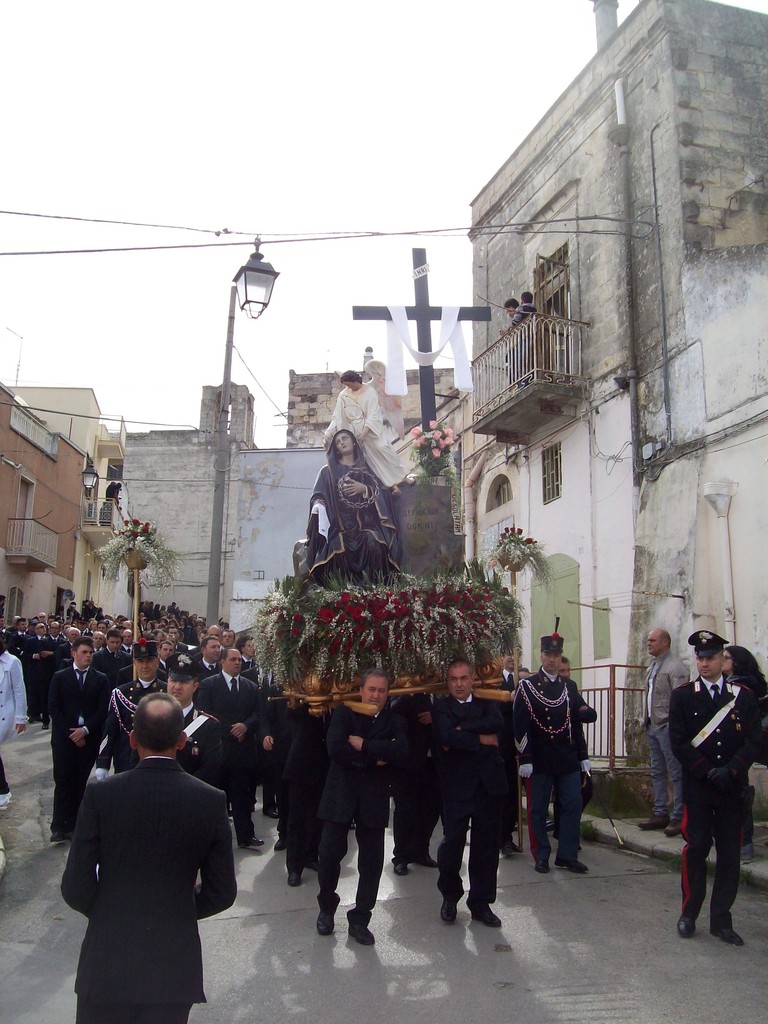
0, 385, 84, 619
466, 0, 768, 694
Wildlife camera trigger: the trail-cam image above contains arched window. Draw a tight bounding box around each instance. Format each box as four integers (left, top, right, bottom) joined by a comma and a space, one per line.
486, 474, 512, 512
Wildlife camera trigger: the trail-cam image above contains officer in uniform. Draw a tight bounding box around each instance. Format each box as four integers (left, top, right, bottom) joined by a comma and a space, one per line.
95, 640, 166, 776
513, 625, 596, 874
669, 630, 762, 945
166, 655, 222, 787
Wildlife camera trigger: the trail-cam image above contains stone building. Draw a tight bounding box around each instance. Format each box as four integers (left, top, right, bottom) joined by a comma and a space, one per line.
466, 0, 768, 690
123, 384, 254, 620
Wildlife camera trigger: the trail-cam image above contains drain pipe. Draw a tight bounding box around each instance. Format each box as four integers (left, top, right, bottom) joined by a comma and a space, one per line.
703, 481, 738, 642
463, 451, 487, 560
609, 78, 641, 495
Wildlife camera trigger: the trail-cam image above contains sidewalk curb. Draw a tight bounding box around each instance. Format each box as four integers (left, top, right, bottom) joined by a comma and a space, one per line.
583, 813, 768, 891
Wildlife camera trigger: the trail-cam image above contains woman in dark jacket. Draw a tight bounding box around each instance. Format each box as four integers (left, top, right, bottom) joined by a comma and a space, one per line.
723, 645, 767, 861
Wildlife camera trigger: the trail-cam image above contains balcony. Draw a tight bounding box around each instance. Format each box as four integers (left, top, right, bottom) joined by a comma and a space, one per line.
95, 419, 126, 460
10, 404, 59, 457
5, 518, 58, 571
472, 314, 590, 443
81, 497, 121, 545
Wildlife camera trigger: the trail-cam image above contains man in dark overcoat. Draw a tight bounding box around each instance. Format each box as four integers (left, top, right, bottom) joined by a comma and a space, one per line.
61, 692, 236, 1023
315, 668, 407, 945
434, 658, 508, 928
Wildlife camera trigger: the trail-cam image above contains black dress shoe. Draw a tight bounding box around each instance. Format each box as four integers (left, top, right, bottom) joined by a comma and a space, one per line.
306, 860, 320, 872
287, 871, 302, 887
393, 861, 409, 876
555, 857, 588, 873
348, 922, 375, 945
677, 915, 696, 938
534, 859, 550, 874
412, 854, 438, 868
440, 898, 457, 923
710, 924, 744, 946
238, 838, 265, 850
262, 808, 280, 819
501, 841, 521, 856
316, 912, 334, 935
274, 837, 287, 851
470, 905, 502, 928
50, 831, 66, 844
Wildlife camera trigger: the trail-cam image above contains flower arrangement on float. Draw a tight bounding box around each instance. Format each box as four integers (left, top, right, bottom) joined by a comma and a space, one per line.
253, 562, 522, 685
489, 527, 552, 583
409, 420, 456, 480
97, 518, 181, 588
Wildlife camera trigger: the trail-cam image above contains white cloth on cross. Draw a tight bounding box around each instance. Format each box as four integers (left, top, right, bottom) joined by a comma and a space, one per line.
384, 305, 474, 396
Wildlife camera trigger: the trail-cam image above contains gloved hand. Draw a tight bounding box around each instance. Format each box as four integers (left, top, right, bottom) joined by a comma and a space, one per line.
519, 763, 533, 779
580, 760, 592, 774
706, 767, 732, 791
94, 768, 109, 781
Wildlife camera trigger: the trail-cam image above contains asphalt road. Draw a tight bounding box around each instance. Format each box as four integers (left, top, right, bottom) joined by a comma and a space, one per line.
1, 726, 766, 1024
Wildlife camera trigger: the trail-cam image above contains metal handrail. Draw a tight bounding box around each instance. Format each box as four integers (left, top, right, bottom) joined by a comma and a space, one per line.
566, 662, 647, 770
473, 313, 587, 422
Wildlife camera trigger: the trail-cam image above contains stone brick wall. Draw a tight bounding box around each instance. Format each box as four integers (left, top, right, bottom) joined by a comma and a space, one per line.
286, 366, 459, 448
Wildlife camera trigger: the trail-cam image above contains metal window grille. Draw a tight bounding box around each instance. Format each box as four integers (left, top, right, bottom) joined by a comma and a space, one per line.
542, 442, 562, 504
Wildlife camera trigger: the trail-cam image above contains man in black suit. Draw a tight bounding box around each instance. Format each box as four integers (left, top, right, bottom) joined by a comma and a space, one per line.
48, 637, 111, 842
197, 647, 263, 849
192, 635, 222, 680
315, 668, 407, 945
390, 691, 441, 875
61, 691, 237, 1024
21, 620, 57, 727
92, 628, 132, 685
282, 705, 329, 887
434, 659, 508, 928
669, 630, 762, 946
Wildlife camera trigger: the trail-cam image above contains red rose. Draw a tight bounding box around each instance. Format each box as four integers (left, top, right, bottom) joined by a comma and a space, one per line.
525, 538, 534, 544
517, 527, 523, 535
132, 518, 141, 526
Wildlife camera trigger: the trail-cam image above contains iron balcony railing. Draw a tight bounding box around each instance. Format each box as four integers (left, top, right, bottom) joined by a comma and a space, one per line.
473, 313, 588, 423
6, 517, 58, 567
82, 497, 121, 531
572, 663, 647, 769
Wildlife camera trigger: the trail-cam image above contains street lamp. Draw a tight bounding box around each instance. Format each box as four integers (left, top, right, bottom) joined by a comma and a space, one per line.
233, 244, 280, 319
206, 245, 279, 627
82, 462, 99, 494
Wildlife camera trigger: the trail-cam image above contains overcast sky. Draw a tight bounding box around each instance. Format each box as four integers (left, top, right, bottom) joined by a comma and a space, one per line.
1, 0, 765, 449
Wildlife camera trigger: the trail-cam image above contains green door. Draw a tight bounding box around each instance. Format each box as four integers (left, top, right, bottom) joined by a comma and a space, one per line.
531, 554, 581, 671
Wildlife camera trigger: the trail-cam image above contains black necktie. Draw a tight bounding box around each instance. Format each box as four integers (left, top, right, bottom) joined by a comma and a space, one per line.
710, 685, 721, 706
76, 671, 84, 688
232, 678, 239, 697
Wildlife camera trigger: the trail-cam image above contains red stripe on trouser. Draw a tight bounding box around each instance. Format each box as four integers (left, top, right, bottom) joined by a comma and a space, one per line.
680, 803, 691, 912
524, 777, 539, 860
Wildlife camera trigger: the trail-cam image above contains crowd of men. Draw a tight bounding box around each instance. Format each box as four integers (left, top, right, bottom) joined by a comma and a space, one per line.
0, 608, 765, 1020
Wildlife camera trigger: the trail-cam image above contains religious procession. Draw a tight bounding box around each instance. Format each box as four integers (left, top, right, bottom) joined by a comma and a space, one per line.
3, 298, 767, 1024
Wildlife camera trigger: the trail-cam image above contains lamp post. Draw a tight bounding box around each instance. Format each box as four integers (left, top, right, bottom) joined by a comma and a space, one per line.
82, 462, 99, 495
206, 244, 279, 628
